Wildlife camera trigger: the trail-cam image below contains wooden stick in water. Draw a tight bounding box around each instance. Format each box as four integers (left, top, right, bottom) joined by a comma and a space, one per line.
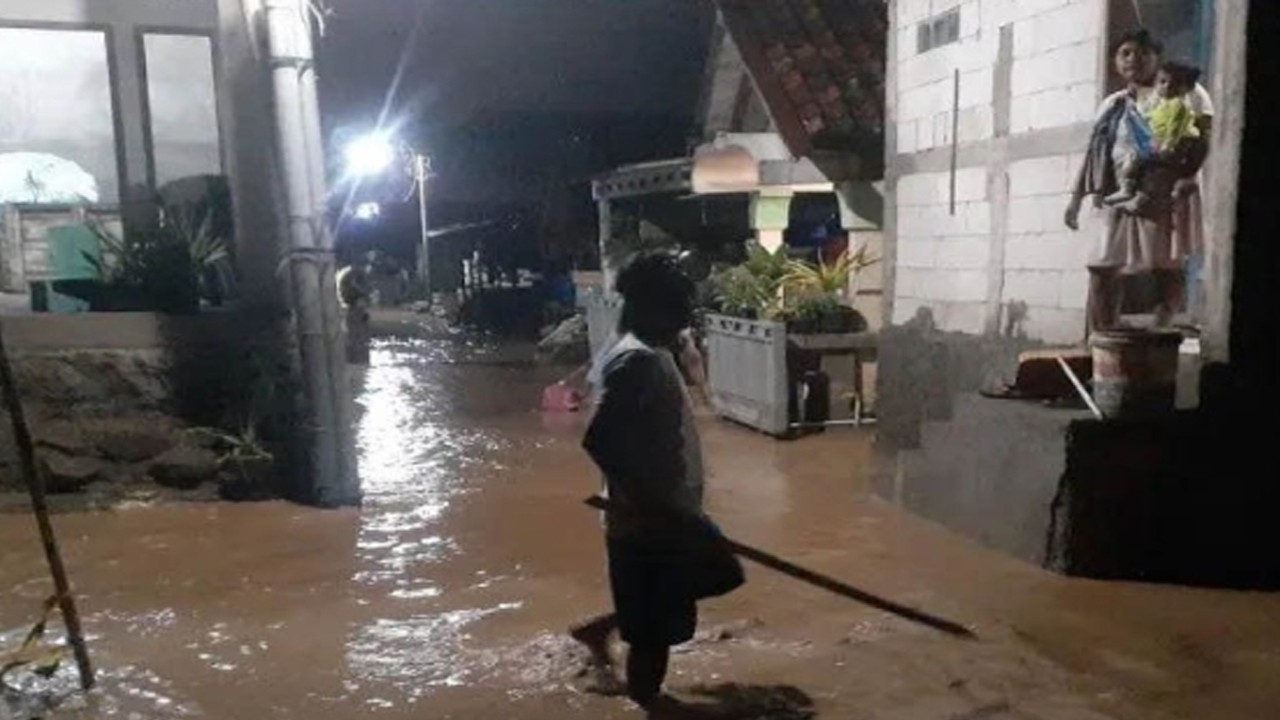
584, 496, 976, 640
0, 322, 95, 689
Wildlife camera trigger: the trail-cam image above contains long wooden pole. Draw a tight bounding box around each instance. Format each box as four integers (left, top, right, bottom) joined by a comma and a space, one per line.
584, 496, 975, 639
0, 323, 94, 689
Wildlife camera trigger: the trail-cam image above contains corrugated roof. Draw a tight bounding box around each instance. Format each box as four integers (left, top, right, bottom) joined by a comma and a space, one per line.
716, 0, 886, 177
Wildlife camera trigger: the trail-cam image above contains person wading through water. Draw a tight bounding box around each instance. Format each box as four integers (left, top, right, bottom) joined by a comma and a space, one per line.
573, 253, 743, 709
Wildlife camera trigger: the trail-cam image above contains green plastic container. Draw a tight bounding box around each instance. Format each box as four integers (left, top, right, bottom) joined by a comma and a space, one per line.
31, 224, 101, 313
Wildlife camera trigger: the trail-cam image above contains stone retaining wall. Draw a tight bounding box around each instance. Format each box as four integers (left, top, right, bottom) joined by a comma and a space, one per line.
1, 309, 292, 502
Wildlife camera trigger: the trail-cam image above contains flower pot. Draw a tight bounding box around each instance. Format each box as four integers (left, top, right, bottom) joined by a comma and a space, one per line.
819, 306, 867, 334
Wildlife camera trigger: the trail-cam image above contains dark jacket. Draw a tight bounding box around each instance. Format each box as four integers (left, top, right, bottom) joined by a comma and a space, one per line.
1080, 98, 1126, 200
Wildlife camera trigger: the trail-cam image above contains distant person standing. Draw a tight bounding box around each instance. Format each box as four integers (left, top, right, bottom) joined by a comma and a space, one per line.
1065, 28, 1213, 331
337, 254, 374, 364
575, 254, 742, 709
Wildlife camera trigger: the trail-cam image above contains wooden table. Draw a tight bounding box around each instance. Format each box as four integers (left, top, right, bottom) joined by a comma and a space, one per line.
787, 331, 879, 427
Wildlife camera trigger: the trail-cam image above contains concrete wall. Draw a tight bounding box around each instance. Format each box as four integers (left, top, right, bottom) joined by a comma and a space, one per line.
877, 0, 1108, 564
889, 0, 1105, 345
876, 1, 1274, 586
214, 0, 288, 307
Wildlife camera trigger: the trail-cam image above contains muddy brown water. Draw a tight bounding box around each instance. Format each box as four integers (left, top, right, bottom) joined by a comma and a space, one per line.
3, 336, 1280, 719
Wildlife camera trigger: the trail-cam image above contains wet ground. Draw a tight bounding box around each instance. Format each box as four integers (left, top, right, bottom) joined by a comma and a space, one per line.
3, 335, 1280, 719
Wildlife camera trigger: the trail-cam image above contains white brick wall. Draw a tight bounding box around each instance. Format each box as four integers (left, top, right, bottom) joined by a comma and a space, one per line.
934, 236, 990, 268
898, 268, 989, 307
1002, 269, 1061, 306
897, 237, 938, 268
1007, 156, 1070, 197
891, 0, 1103, 343
1010, 41, 1097, 97
894, 0, 1101, 152
1018, 307, 1086, 344
897, 171, 951, 206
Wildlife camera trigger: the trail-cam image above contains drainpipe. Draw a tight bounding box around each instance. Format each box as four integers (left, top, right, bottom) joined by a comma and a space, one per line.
265, 0, 360, 507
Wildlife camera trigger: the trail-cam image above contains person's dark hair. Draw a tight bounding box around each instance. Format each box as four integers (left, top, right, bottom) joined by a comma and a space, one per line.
616, 253, 694, 348
1115, 27, 1164, 56
1159, 60, 1201, 90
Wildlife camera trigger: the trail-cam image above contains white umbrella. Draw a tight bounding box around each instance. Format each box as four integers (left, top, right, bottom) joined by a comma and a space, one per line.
0, 152, 99, 204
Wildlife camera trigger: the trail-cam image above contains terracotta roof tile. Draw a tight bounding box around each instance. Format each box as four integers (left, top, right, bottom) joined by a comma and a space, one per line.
717, 0, 885, 177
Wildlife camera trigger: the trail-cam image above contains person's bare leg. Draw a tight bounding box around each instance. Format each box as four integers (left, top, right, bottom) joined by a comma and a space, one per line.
1105, 178, 1140, 206
570, 613, 617, 667
1088, 268, 1121, 334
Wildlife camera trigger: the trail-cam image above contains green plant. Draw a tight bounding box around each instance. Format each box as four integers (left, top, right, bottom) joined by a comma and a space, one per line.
784, 253, 852, 296
794, 293, 840, 324
710, 243, 788, 319
85, 202, 234, 311
168, 204, 236, 303
711, 266, 767, 317
187, 425, 274, 464
783, 244, 880, 299
741, 241, 790, 286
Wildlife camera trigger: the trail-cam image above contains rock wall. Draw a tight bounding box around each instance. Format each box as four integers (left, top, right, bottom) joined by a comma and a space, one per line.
0, 311, 292, 503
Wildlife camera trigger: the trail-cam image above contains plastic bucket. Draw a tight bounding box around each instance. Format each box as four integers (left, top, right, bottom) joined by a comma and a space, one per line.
1089, 328, 1182, 419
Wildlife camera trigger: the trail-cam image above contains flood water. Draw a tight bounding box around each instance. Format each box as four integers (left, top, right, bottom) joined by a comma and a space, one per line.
3, 335, 1280, 719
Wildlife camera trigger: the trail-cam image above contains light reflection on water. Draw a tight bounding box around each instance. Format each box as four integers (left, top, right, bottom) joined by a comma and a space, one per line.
344, 338, 531, 702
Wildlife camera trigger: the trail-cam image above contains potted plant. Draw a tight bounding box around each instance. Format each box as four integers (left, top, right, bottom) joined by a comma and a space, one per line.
781, 245, 879, 334
82, 202, 232, 314
166, 204, 236, 307
709, 242, 788, 320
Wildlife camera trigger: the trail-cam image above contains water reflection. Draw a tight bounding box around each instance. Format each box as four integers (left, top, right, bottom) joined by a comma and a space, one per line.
2, 335, 1279, 720
345, 338, 530, 703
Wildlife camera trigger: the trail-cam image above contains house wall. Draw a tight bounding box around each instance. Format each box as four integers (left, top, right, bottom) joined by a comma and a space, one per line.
0, 1, 218, 216
877, 0, 1111, 565
0, 0, 285, 306
214, 0, 287, 307
876, 1, 1274, 586
889, 0, 1106, 345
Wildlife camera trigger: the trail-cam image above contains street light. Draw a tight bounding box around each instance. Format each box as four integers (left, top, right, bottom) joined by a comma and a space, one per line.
341, 132, 433, 295
343, 133, 396, 178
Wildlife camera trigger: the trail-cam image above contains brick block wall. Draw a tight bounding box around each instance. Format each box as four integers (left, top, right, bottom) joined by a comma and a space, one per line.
892, 0, 1103, 342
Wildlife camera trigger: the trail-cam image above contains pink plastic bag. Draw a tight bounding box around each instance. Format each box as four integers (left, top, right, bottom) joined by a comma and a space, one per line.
541, 383, 582, 412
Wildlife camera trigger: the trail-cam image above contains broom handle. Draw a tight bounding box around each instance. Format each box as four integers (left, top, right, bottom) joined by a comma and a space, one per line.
584, 496, 974, 639
0, 323, 94, 689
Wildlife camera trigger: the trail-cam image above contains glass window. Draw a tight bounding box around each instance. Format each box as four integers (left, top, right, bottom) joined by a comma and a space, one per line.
0, 27, 118, 204
144, 34, 222, 188
917, 8, 961, 54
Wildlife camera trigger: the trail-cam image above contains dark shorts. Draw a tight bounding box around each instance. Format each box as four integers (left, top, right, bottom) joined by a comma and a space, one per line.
607, 537, 697, 648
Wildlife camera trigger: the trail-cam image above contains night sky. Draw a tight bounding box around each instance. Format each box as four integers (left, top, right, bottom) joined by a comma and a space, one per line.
320, 0, 713, 123
317, 0, 714, 209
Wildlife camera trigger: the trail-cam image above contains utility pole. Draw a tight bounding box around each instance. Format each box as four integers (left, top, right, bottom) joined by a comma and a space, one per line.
265, 0, 360, 507
414, 153, 431, 293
